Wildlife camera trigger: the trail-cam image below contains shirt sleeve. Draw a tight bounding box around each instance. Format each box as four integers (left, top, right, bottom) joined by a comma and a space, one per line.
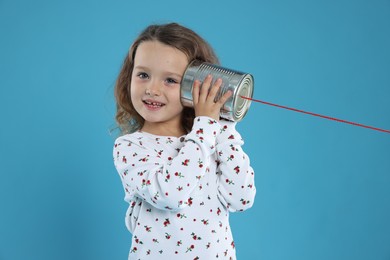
113, 116, 220, 211
215, 120, 256, 212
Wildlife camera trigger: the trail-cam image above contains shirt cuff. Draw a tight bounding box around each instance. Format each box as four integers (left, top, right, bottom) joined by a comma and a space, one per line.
185, 116, 221, 155
217, 119, 243, 144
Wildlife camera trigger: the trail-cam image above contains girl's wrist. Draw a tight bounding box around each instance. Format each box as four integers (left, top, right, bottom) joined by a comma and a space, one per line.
185, 116, 221, 152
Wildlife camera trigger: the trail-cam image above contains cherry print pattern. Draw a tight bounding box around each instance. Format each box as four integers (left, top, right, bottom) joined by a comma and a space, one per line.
113, 117, 256, 259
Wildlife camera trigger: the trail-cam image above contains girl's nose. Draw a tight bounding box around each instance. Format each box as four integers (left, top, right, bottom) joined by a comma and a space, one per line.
146, 80, 161, 96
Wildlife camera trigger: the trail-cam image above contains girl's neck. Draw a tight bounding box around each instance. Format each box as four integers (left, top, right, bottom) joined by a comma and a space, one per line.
141, 122, 186, 137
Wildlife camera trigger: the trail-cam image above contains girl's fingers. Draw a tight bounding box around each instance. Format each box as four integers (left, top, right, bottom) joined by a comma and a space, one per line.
208, 78, 222, 103
192, 80, 201, 105
199, 74, 212, 102
193, 75, 232, 121
217, 89, 232, 106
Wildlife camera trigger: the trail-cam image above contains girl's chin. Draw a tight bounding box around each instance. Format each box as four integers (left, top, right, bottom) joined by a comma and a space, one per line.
140, 113, 164, 123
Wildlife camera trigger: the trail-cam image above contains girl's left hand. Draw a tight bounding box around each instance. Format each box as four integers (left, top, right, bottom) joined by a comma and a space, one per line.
192, 74, 232, 121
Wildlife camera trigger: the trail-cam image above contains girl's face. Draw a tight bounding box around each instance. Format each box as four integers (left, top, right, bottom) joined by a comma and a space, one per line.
131, 40, 189, 136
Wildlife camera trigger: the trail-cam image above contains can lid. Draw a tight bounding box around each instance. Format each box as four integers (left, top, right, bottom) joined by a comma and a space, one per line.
233, 74, 254, 121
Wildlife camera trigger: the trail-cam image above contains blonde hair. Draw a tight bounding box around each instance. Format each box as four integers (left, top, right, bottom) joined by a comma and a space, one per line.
114, 22, 219, 134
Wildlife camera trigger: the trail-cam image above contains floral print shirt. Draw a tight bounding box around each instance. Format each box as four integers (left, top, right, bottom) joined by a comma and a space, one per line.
113, 116, 256, 260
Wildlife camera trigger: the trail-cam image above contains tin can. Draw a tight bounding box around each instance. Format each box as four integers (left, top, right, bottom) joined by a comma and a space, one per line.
181, 60, 254, 122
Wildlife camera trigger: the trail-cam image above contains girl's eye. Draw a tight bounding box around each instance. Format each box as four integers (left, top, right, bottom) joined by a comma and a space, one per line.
166, 78, 178, 84
137, 72, 149, 79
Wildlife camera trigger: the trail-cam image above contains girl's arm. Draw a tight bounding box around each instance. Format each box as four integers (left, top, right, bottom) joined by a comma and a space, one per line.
113, 116, 220, 211
216, 120, 256, 212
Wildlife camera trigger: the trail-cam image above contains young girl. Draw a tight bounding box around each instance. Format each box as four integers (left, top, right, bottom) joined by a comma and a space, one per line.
113, 22, 256, 260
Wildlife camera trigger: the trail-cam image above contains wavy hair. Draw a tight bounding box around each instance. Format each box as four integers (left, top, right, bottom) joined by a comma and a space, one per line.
114, 23, 219, 135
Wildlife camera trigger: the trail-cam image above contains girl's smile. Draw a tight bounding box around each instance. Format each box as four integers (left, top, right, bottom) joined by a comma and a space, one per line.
142, 99, 165, 110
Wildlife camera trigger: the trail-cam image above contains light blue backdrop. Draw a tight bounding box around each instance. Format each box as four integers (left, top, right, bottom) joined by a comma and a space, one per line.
1, 0, 389, 259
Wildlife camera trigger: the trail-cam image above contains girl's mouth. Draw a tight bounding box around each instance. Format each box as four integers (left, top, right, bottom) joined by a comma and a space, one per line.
143, 100, 165, 109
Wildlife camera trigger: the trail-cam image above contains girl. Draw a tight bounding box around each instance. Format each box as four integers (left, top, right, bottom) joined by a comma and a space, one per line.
113, 22, 256, 260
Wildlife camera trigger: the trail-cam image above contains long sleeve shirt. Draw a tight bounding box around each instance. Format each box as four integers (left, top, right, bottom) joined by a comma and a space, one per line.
113, 116, 256, 260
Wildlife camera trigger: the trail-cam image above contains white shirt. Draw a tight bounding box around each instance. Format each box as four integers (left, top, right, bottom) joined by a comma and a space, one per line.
113, 116, 256, 259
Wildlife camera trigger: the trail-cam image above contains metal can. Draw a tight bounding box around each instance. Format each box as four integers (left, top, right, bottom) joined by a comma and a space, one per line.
181, 60, 254, 122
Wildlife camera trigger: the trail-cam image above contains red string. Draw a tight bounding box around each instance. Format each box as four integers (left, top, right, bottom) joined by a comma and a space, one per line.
240, 96, 390, 134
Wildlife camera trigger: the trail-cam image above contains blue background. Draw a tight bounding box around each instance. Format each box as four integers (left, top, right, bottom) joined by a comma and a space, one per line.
1, 0, 389, 259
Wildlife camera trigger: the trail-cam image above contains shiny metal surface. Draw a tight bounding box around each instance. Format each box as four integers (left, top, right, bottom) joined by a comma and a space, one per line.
181, 60, 254, 121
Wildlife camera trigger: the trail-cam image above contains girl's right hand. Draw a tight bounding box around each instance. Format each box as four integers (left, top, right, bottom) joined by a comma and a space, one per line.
192, 74, 232, 121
